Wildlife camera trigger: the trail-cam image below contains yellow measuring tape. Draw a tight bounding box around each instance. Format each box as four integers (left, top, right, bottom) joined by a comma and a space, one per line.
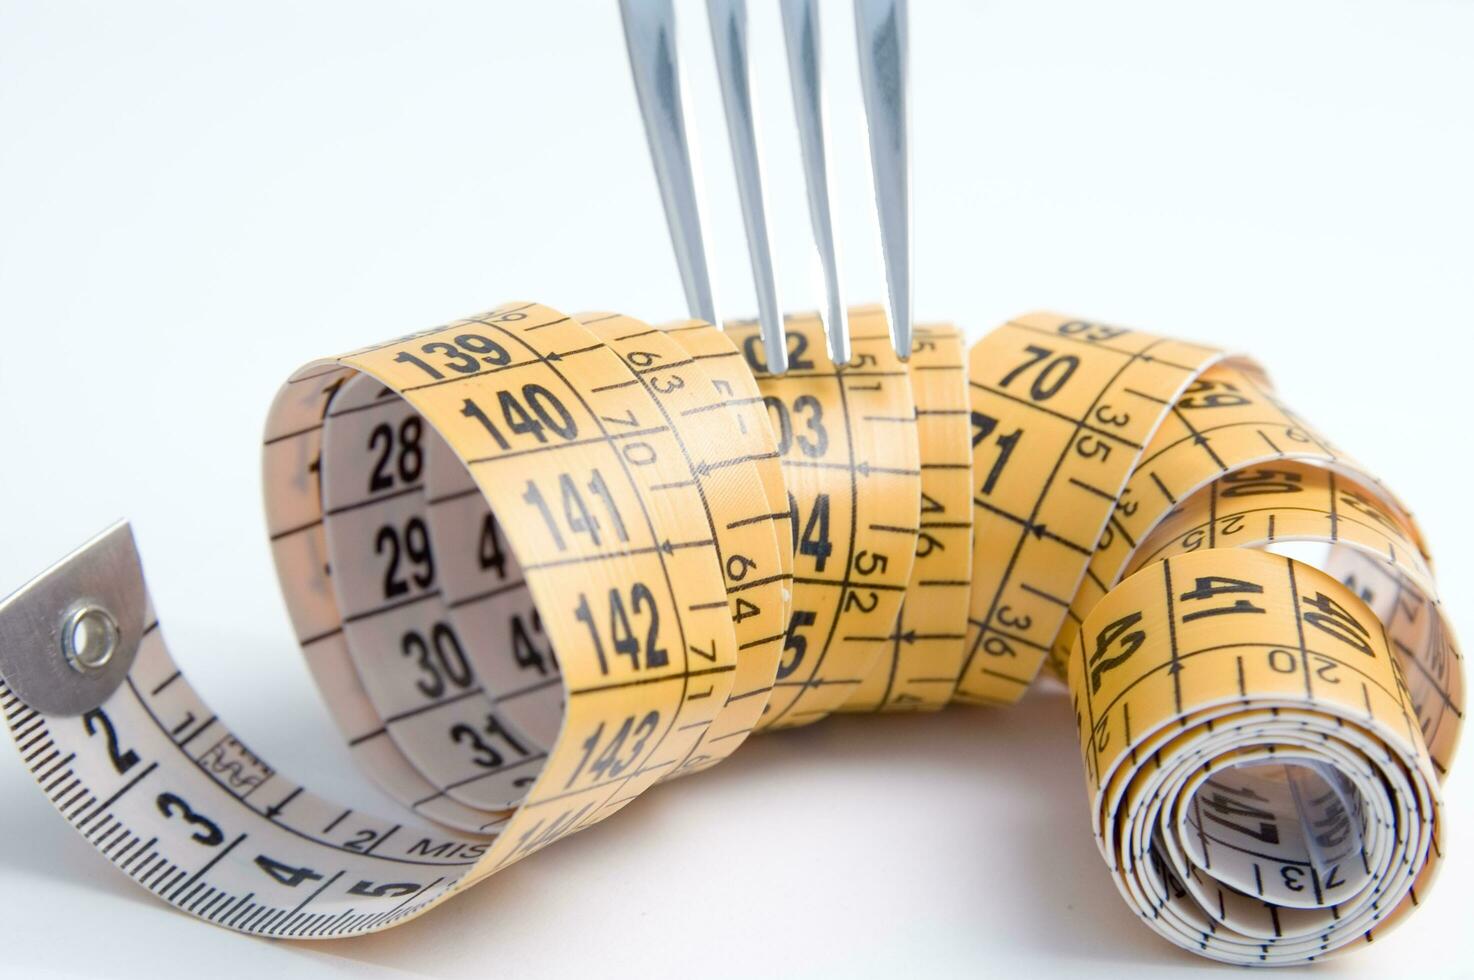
0, 303, 1459, 965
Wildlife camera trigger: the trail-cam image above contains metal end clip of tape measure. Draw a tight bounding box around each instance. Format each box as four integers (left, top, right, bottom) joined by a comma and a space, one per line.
0, 303, 1461, 965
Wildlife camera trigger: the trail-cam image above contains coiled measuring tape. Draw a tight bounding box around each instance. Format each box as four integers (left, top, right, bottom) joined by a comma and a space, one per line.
0, 303, 1460, 965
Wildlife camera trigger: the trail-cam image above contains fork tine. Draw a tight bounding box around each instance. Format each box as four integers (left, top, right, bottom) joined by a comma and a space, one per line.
619, 0, 719, 327
854, 0, 912, 361
622, 0, 909, 373
779, 0, 849, 366
706, 0, 788, 374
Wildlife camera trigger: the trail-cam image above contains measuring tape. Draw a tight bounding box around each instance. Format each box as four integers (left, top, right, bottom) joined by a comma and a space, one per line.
0, 303, 1460, 965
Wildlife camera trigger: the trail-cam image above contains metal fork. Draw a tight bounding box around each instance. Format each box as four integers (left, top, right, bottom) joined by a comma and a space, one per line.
619, 0, 911, 374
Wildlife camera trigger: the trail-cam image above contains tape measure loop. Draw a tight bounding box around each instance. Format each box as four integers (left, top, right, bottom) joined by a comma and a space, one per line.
0, 303, 1458, 963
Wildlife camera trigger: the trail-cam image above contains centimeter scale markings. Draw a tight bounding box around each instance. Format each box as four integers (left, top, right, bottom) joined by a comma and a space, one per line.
320, 372, 546, 817
578, 311, 786, 773
0, 302, 1462, 965
727, 309, 923, 728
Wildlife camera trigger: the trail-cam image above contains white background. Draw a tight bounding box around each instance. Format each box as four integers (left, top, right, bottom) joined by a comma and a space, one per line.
2, 0, 1472, 976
